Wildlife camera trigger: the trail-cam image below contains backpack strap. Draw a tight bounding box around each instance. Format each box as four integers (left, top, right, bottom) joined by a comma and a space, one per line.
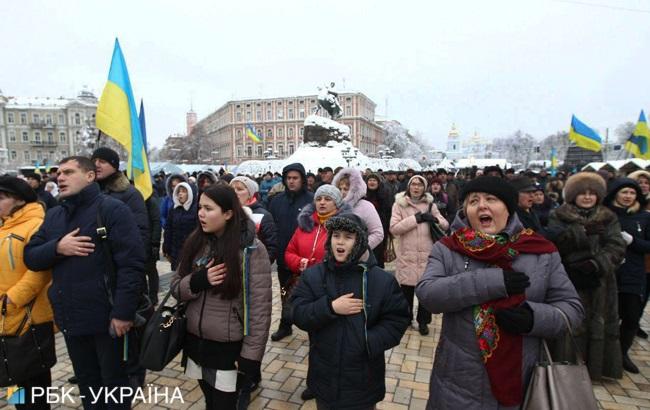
96, 196, 116, 305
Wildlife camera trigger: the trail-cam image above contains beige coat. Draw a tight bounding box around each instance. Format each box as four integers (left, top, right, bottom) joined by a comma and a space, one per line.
390, 192, 449, 286
172, 238, 272, 362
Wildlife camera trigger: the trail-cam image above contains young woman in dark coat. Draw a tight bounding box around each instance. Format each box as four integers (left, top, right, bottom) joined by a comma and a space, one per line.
364, 172, 392, 267
604, 177, 650, 374
291, 214, 410, 410
163, 182, 198, 270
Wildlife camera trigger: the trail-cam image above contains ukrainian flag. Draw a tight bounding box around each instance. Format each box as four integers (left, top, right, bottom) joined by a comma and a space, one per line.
569, 115, 602, 152
625, 110, 650, 160
245, 123, 262, 143
550, 148, 558, 176
96, 39, 152, 200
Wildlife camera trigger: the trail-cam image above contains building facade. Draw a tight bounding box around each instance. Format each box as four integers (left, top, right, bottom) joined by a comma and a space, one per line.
0, 89, 98, 170
196, 92, 386, 164
445, 124, 491, 160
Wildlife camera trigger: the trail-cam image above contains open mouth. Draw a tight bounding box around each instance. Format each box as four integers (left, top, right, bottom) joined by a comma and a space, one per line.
479, 214, 493, 226
335, 247, 346, 256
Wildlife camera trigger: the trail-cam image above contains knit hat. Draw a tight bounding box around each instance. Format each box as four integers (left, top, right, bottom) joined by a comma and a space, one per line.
460, 176, 518, 215
25, 172, 41, 183
314, 184, 343, 208
562, 172, 606, 205
91, 147, 120, 170
0, 176, 38, 203
407, 175, 428, 191
509, 176, 537, 193
324, 213, 369, 264
230, 176, 259, 197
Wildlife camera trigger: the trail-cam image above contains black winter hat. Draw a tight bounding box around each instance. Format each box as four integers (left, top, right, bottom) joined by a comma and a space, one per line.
91, 147, 120, 170
0, 176, 38, 203
324, 213, 369, 264
25, 172, 42, 183
460, 176, 518, 215
604, 177, 647, 209
509, 176, 537, 193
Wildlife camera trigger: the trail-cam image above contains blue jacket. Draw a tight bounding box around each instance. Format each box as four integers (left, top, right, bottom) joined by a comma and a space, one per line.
291, 255, 409, 408
259, 178, 276, 203
24, 183, 145, 336
268, 163, 313, 270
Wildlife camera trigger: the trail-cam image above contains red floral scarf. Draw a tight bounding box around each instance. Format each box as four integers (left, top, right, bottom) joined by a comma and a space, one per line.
440, 227, 556, 406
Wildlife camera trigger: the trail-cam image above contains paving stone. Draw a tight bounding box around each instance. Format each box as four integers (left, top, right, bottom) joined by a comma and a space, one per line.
393, 386, 412, 405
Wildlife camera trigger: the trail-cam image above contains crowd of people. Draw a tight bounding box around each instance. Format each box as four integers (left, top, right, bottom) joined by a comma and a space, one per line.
2, 150, 649, 409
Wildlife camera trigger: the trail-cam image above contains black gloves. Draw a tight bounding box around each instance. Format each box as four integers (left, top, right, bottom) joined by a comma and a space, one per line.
189, 267, 211, 293
503, 270, 530, 296
495, 304, 534, 334
568, 259, 599, 275
151, 245, 161, 261
415, 212, 435, 224
566, 259, 601, 290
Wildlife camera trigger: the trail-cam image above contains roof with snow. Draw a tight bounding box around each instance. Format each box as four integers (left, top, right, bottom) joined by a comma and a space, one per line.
4, 96, 97, 110
582, 159, 650, 172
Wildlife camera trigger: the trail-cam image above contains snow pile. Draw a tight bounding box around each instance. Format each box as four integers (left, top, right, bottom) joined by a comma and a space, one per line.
235, 140, 421, 175
304, 115, 350, 138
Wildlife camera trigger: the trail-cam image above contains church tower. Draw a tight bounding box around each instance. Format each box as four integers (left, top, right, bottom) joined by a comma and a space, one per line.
446, 124, 461, 159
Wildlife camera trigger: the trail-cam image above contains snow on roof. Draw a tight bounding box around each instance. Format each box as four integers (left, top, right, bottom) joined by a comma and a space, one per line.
235, 141, 421, 175
4, 96, 96, 110
582, 159, 650, 171
451, 158, 509, 169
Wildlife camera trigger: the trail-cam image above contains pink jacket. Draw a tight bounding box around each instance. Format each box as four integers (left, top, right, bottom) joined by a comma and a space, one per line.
389, 192, 449, 286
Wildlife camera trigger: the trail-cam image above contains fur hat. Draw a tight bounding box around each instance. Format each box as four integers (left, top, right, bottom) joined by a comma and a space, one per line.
324, 213, 369, 264
628, 170, 650, 183
0, 176, 38, 203
562, 172, 607, 205
460, 176, 518, 215
230, 176, 259, 197
91, 147, 120, 170
314, 184, 343, 208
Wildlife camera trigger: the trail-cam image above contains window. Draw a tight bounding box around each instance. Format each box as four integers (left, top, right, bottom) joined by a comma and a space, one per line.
289, 144, 295, 155
278, 128, 283, 138
236, 111, 242, 122
59, 132, 66, 143
256, 145, 262, 157
247, 145, 253, 157
46, 114, 52, 124
237, 145, 242, 158
345, 106, 352, 116
34, 131, 41, 142
36, 151, 43, 160
288, 108, 294, 119
277, 107, 283, 120
74, 113, 81, 125
22, 132, 29, 142
58, 114, 65, 124
278, 144, 284, 155
299, 108, 305, 119
267, 128, 273, 138
257, 129, 262, 137
76, 131, 81, 141
256, 110, 261, 120
288, 127, 294, 138
237, 129, 242, 139
24, 151, 30, 161
267, 143, 273, 151
47, 131, 54, 143
299, 127, 304, 136
61, 150, 67, 157
9, 131, 15, 142
266, 109, 272, 120
246, 111, 251, 122
7, 113, 14, 124
20, 113, 26, 124
33, 113, 40, 123
10, 151, 16, 160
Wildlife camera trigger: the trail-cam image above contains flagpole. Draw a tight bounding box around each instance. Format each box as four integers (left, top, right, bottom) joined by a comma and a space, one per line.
96, 130, 103, 148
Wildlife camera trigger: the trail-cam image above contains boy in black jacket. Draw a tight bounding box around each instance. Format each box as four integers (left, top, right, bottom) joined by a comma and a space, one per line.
291, 214, 409, 409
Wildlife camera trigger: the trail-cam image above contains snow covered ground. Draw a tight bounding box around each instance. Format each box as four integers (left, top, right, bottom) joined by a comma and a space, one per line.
235, 140, 421, 175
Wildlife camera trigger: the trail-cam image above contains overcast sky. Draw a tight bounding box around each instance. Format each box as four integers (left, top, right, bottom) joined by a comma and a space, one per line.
2, 0, 649, 150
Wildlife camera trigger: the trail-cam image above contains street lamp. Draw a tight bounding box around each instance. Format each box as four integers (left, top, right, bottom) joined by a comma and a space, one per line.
341, 146, 358, 167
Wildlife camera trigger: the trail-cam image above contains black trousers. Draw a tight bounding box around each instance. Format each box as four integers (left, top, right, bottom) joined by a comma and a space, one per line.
144, 259, 159, 306
64, 332, 131, 409
14, 370, 51, 410
401, 285, 431, 326
198, 379, 238, 410
316, 399, 375, 410
278, 266, 293, 329
619, 292, 644, 354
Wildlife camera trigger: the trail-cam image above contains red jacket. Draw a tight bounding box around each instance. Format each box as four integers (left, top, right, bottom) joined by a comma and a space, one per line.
285, 211, 328, 274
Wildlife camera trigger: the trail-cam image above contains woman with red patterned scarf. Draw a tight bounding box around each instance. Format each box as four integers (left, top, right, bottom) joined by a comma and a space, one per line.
416, 176, 584, 409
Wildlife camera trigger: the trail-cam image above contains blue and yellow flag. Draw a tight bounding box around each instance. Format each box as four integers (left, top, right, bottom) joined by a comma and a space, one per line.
625, 110, 650, 160
569, 115, 602, 152
34, 161, 41, 174
245, 123, 262, 143
96, 39, 152, 200
550, 148, 558, 177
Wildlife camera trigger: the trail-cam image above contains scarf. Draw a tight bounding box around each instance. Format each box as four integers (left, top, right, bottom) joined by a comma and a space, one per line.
317, 209, 337, 226
440, 227, 556, 406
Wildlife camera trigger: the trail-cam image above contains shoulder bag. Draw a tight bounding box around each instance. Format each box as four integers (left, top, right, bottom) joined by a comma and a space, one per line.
523, 307, 598, 410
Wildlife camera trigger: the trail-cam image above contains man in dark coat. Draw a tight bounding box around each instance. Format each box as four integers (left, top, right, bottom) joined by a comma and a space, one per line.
291, 214, 409, 409
25, 172, 58, 209
24, 156, 144, 409
268, 162, 314, 341
510, 176, 546, 235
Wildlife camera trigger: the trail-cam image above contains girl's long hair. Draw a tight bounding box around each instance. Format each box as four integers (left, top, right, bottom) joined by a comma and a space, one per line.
176, 183, 246, 300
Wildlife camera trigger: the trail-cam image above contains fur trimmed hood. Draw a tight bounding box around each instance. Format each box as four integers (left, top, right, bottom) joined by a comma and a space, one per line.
297, 202, 352, 232
394, 191, 433, 209
332, 167, 367, 207
552, 202, 618, 226
101, 171, 131, 194
562, 172, 607, 205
